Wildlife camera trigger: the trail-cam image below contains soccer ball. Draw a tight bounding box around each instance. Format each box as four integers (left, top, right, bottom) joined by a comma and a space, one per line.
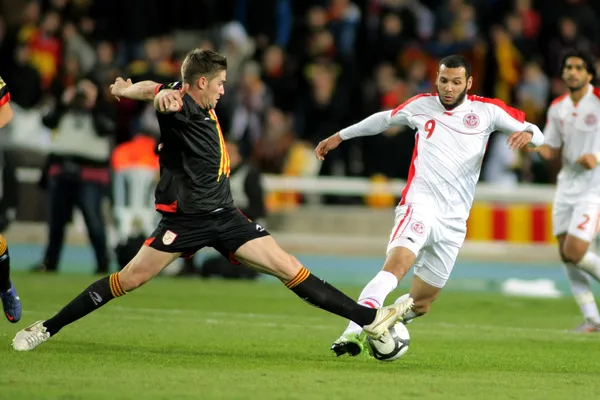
366, 321, 410, 361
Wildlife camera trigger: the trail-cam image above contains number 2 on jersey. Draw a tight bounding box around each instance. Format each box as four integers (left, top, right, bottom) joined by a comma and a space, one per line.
424, 119, 436, 139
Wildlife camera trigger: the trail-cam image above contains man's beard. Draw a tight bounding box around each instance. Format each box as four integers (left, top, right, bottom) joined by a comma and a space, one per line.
439, 87, 468, 110
567, 81, 587, 92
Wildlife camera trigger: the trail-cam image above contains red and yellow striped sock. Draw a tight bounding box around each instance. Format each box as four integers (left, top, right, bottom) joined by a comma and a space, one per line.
285, 267, 311, 289
109, 273, 127, 298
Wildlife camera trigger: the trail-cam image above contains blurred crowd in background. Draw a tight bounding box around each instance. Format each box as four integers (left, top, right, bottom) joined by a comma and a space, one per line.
2, 0, 599, 187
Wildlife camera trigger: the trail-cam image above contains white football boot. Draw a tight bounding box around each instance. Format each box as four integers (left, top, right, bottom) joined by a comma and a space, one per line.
362, 297, 414, 339
12, 320, 51, 351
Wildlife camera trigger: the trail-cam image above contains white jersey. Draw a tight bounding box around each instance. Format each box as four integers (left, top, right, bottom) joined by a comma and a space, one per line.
340, 93, 543, 220
544, 85, 600, 201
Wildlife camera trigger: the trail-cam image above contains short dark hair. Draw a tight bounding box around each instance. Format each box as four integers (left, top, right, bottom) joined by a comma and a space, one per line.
181, 49, 227, 84
439, 55, 472, 78
560, 49, 596, 81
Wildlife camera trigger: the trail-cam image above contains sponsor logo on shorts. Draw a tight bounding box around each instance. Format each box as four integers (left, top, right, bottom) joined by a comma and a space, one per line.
256, 224, 265, 232
411, 222, 425, 235
162, 230, 177, 245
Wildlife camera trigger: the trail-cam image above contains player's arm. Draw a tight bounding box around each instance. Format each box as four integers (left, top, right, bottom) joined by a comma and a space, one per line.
0, 77, 13, 128
530, 106, 562, 161
490, 102, 544, 150
315, 108, 412, 160
110, 78, 187, 113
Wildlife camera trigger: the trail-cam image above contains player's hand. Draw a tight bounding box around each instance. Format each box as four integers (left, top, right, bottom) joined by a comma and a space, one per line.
315, 133, 343, 161
110, 77, 133, 101
527, 145, 549, 158
506, 131, 533, 150
576, 154, 598, 170
155, 86, 188, 113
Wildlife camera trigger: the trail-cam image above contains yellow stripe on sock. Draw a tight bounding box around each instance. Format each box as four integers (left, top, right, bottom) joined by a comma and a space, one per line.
286, 267, 310, 289
109, 273, 126, 297
0, 234, 7, 255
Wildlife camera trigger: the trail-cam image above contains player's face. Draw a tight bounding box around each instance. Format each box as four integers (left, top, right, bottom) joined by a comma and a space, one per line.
436, 65, 473, 109
562, 57, 592, 91
200, 70, 227, 110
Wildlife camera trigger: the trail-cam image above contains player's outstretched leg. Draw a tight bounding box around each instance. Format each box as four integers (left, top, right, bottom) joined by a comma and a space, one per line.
331, 246, 415, 357
233, 236, 414, 342
12, 246, 179, 351
0, 234, 21, 323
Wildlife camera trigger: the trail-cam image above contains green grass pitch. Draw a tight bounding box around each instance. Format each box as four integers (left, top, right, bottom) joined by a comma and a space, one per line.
0, 273, 598, 400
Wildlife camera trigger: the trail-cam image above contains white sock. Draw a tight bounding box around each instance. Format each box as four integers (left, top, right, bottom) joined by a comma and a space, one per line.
394, 293, 419, 324
577, 252, 600, 282
342, 271, 398, 336
564, 262, 600, 323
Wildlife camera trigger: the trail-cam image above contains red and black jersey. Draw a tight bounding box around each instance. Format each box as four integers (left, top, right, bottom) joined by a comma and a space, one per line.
0, 76, 10, 107
154, 82, 233, 215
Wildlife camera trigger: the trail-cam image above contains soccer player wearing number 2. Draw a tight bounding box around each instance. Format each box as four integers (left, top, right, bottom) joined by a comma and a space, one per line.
533, 50, 600, 333
315, 55, 544, 356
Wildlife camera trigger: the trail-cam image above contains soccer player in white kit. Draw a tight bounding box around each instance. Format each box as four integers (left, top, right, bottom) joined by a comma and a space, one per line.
532, 50, 600, 333
315, 55, 545, 356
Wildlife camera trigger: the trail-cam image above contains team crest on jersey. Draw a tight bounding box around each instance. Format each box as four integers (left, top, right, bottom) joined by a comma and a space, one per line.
463, 113, 480, 128
411, 222, 425, 235
584, 113, 597, 126
162, 230, 177, 245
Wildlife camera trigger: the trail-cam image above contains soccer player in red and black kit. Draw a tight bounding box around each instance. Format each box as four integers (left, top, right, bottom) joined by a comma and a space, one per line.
0, 76, 22, 324
13, 49, 413, 351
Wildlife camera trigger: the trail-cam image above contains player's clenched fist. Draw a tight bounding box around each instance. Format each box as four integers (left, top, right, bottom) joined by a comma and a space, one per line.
315, 133, 343, 161
110, 77, 132, 101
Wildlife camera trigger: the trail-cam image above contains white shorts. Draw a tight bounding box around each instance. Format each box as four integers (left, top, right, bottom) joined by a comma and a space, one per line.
386, 204, 467, 288
552, 200, 600, 242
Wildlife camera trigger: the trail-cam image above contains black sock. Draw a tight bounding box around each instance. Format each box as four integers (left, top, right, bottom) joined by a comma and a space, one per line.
0, 235, 11, 292
44, 273, 126, 336
286, 267, 377, 327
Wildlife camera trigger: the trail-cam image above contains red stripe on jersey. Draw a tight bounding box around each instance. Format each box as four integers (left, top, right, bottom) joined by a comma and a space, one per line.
0, 92, 10, 107
391, 93, 435, 116
593, 87, 600, 100
400, 135, 419, 205
468, 95, 525, 123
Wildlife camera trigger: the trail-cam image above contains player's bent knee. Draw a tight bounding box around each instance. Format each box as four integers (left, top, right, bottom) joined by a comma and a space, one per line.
118, 258, 154, 292
562, 240, 588, 264
272, 253, 302, 282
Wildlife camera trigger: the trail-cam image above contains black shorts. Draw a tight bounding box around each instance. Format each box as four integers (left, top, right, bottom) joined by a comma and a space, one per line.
144, 208, 270, 262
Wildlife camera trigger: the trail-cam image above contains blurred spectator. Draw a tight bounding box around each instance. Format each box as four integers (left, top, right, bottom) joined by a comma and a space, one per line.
61, 21, 95, 76
34, 78, 115, 274
5, 45, 43, 109
515, 0, 541, 39
230, 61, 273, 159
261, 45, 296, 112
490, 25, 521, 103
253, 107, 295, 173
547, 17, 593, 78
23, 9, 62, 90
516, 61, 550, 125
